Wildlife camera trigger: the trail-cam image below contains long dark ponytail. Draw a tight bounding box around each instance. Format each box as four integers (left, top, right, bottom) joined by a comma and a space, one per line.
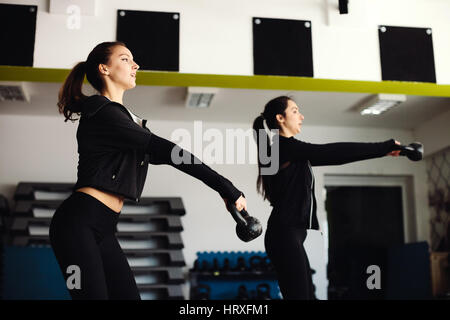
253, 96, 292, 202
57, 41, 126, 122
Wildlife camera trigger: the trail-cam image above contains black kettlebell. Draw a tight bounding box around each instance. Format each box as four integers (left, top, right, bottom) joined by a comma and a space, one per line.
223, 258, 231, 273
226, 202, 263, 242
193, 284, 211, 300
201, 260, 209, 272
236, 285, 250, 300
262, 256, 275, 272
249, 255, 264, 272
193, 259, 200, 271
234, 256, 248, 272
256, 283, 271, 300
397, 142, 423, 161
211, 258, 220, 275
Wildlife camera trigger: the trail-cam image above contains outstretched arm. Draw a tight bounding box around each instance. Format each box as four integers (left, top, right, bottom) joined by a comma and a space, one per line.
282, 138, 399, 166
91, 103, 247, 210
146, 132, 245, 206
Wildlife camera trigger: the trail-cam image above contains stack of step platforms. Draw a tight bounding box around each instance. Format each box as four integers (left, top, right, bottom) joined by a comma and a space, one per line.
5, 182, 186, 300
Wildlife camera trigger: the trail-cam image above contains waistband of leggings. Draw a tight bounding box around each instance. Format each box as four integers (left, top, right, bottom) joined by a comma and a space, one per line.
268, 211, 307, 229
71, 191, 121, 216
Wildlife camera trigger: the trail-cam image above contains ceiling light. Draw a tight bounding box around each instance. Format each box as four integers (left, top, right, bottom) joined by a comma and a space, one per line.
358, 94, 406, 116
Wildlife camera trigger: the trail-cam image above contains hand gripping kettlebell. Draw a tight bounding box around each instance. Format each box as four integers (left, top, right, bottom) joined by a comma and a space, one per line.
226, 202, 263, 242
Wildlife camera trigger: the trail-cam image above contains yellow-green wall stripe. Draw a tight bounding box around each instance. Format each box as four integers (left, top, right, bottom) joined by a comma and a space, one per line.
1, 66, 450, 97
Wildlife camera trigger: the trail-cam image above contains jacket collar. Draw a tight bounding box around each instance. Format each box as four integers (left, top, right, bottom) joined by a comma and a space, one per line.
79, 94, 114, 119
78, 94, 148, 128
276, 133, 295, 141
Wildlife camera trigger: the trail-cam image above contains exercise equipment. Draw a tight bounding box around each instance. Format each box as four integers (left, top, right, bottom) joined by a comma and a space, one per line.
397, 142, 423, 161
236, 285, 250, 300
256, 283, 271, 300
263, 256, 275, 272
7, 182, 188, 300
234, 256, 248, 272
223, 258, 231, 272
226, 203, 262, 242
189, 251, 281, 300
192, 284, 211, 300
249, 255, 264, 272
201, 260, 210, 272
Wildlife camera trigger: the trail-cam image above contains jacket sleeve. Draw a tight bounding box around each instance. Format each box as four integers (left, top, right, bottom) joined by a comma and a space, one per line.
146, 132, 244, 203
89, 103, 152, 152
283, 138, 397, 166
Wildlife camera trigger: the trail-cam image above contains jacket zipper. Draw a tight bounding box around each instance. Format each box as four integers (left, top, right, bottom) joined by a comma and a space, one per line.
307, 161, 315, 229
114, 153, 126, 178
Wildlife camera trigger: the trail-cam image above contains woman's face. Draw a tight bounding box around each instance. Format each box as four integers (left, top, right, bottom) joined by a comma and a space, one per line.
100, 45, 139, 91
276, 99, 305, 137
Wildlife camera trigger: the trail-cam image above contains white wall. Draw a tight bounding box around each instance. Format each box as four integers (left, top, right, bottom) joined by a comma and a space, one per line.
2, 0, 450, 83
414, 108, 450, 157
0, 110, 431, 299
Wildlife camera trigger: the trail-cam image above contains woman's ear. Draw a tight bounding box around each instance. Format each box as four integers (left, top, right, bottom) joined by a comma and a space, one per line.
275, 114, 284, 125
98, 64, 109, 75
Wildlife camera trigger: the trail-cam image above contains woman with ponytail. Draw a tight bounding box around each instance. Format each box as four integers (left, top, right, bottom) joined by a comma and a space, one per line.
57, 61, 87, 121
50, 41, 247, 300
253, 96, 402, 299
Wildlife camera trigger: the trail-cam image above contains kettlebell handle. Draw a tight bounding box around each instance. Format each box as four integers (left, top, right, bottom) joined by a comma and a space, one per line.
226, 202, 249, 226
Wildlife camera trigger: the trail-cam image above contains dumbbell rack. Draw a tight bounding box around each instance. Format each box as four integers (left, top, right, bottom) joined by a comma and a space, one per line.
189, 251, 282, 300
2, 182, 187, 300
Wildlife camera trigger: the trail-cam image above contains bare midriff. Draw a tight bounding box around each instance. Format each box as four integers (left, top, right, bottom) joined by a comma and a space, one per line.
75, 187, 124, 213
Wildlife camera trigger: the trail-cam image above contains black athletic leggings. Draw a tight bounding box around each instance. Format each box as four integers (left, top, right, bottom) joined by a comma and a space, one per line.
264, 212, 314, 300
49, 191, 140, 300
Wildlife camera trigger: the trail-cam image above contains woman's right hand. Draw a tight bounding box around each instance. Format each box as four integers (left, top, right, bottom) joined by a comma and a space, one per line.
387, 140, 401, 157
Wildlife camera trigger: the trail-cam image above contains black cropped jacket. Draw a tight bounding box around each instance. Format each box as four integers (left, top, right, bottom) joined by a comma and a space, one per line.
72, 95, 243, 203
267, 134, 398, 230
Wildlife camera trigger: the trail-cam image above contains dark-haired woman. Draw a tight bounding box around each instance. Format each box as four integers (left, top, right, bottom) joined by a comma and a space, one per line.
253, 96, 401, 300
50, 41, 247, 300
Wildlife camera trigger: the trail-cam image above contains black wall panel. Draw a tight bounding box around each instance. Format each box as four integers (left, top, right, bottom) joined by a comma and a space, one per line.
116, 9, 179, 72
253, 17, 313, 77
0, 4, 37, 67
378, 25, 436, 83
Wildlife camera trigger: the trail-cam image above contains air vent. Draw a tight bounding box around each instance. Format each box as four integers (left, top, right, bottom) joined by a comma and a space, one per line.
185, 87, 218, 108
0, 82, 30, 102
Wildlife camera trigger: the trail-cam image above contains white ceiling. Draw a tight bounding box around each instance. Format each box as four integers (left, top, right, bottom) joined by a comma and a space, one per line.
1, 81, 449, 130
